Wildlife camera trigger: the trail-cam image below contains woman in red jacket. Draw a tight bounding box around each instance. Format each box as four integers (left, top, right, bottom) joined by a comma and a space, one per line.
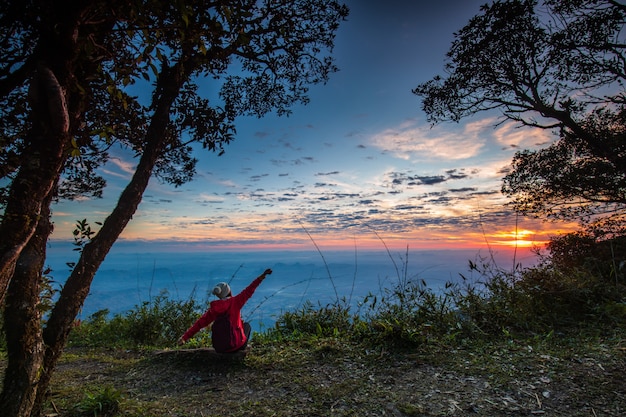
178, 268, 272, 352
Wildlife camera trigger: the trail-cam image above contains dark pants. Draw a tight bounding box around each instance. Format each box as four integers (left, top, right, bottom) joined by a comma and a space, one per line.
244, 322, 251, 340
238, 322, 252, 351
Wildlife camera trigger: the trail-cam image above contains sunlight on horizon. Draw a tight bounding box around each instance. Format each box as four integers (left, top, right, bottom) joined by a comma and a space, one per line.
51, 215, 578, 253
85, 224, 574, 254
490, 229, 546, 248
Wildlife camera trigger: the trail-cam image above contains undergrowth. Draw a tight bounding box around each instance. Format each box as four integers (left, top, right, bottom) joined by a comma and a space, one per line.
65, 240, 625, 352
69, 385, 121, 417
68, 291, 207, 349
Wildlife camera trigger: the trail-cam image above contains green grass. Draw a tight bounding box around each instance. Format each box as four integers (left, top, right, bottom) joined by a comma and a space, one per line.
32, 327, 625, 417
69, 385, 121, 417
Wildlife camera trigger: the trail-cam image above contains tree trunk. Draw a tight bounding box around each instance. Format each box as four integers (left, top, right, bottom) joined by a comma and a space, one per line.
31, 60, 194, 417
0, 65, 69, 305
1, 4, 135, 417
0, 196, 53, 416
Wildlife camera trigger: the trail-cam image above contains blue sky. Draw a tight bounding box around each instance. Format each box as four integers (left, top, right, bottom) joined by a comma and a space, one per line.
51, 0, 577, 252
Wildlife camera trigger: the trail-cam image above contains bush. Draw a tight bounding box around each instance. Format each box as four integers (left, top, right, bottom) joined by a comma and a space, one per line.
69, 291, 204, 348
271, 300, 355, 339
355, 278, 460, 348
70, 385, 121, 417
452, 252, 626, 336
69, 309, 127, 347
124, 291, 202, 346
548, 232, 626, 284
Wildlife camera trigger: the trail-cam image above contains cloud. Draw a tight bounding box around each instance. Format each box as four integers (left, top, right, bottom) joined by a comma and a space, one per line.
215, 178, 238, 188
101, 156, 137, 179
358, 199, 378, 205
196, 193, 225, 204
449, 187, 478, 193
254, 130, 271, 139
385, 168, 475, 188
462, 158, 513, 183
413, 175, 446, 185
109, 156, 137, 174
369, 119, 486, 160
446, 168, 471, 180
250, 173, 269, 181
287, 156, 317, 166
493, 121, 554, 149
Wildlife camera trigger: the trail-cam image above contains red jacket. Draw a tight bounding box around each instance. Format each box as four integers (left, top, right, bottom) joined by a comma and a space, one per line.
181, 276, 264, 352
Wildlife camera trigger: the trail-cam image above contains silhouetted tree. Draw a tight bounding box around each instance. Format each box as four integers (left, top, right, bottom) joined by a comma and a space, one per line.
0, 1, 348, 416
413, 0, 626, 235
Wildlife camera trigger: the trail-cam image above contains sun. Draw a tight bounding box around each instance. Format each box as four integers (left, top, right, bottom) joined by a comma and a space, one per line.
491, 229, 544, 248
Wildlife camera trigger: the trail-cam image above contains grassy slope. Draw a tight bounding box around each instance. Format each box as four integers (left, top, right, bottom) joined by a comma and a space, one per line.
24, 330, 625, 417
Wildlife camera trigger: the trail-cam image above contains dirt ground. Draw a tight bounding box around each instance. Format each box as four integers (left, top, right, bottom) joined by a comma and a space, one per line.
39, 336, 626, 417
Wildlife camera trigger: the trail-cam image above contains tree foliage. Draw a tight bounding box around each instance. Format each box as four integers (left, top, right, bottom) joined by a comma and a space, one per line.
413, 0, 626, 234
0, 1, 348, 416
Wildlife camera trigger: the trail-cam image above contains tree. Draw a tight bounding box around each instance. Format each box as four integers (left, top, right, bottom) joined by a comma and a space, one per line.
413, 0, 626, 235
0, 1, 348, 416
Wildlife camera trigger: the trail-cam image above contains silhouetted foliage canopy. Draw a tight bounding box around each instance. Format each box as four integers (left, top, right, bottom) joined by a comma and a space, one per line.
414, 0, 626, 235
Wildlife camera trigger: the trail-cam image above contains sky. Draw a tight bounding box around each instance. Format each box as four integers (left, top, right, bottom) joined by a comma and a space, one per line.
50, 0, 578, 253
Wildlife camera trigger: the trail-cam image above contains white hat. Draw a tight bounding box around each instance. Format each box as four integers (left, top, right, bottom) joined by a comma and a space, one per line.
212, 282, 231, 299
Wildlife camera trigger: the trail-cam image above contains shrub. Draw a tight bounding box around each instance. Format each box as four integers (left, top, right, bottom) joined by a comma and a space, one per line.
452, 252, 626, 336
548, 232, 626, 285
69, 291, 204, 348
68, 309, 127, 347
355, 278, 459, 348
70, 385, 121, 417
122, 291, 204, 346
271, 300, 355, 339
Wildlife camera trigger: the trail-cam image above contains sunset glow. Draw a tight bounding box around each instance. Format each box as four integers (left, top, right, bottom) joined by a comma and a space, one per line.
490, 229, 547, 248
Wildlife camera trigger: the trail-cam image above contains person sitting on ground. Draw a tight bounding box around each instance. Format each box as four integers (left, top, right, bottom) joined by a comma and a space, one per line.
177, 268, 272, 353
